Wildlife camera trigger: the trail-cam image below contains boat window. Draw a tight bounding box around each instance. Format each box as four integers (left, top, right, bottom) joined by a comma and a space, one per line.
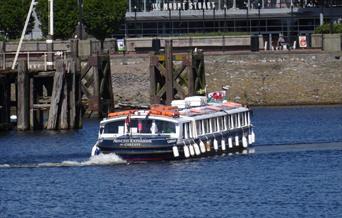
183, 122, 191, 139
211, 118, 217, 132
239, 113, 244, 126
134, 119, 176, 134
99, 126, 104, 134
218, 116, 224, 131
244, 112, 248, 126
154, 120, 176, 134
103, 120, 125, 133
189, 122, 193, 138
127, 119, 152, 133
234, 114, 239, 127
226, 115, 230, 129
196, 120, 202, 135
204, 119, 210, 134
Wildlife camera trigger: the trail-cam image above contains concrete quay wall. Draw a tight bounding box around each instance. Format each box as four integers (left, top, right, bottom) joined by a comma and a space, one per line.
111, 51, 342, 106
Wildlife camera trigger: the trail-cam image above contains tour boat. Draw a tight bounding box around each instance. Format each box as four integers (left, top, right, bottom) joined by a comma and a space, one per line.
91, 92, 255, 161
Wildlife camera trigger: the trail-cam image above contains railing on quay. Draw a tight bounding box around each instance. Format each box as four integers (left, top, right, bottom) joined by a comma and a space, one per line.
0, 51, 68, 71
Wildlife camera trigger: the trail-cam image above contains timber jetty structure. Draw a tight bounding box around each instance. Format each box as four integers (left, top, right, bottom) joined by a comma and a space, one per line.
0, 39, 206, 131
0, 40, 114, 131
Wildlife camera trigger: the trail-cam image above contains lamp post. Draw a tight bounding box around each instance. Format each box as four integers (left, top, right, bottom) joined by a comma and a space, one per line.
244, 1, 249, 33
77, 0, 84, 40
134, 5, 137, 36
169, 8, 173, 36
213, 4, 216, 32
202, 8, 205, 33
224, 4, 227, 33
319, 0, 324, 50
329, 0, 333, 34
178, 8, 181, 34
290, 1, 294, 46
258, 1, 261, 35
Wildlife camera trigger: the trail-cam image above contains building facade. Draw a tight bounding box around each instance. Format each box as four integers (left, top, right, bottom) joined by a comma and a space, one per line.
123, 0, 342, 44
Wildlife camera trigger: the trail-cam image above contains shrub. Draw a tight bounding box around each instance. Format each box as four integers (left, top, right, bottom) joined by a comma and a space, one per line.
314, 23, 342, 34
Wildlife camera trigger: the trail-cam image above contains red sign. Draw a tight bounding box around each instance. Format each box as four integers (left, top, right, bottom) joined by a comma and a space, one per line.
299, 36, 307, 48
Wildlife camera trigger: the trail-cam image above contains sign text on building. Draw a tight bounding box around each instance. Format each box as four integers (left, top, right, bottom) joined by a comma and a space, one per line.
152, 1, 216, 11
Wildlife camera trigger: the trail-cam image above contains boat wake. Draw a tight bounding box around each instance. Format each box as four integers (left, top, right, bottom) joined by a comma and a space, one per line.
0, 153, 126, 169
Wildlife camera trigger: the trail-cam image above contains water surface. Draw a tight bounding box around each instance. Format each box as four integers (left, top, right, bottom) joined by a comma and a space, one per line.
1, 106, 342, 217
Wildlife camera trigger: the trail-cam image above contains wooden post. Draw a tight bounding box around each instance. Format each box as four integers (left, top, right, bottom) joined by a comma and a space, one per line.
17, 61, 30, 130
92, 55, 101, 117
187, 51, 195, 95
59, 73, 69, 129
47, 60, 65, 130
69, 61, 76, 128
29, 77, 35, 129
150, 52, 158, 104
101, 54, 114, 114
35, 78, 45, 129
0, 41, 5, 70
75, 59, 82, 128
165, 40, 173, 105
106, 55, 114, 111
0, 75, 10, 129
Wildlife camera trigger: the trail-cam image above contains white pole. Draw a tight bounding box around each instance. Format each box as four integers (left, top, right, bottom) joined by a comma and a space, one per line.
49, 0, 54, 36
11, 0, 35, 70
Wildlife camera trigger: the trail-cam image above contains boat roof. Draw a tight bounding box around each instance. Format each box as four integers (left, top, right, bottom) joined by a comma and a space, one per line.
101, 102, 249, 125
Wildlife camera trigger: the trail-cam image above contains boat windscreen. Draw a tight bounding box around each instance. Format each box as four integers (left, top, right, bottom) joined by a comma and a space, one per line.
103, 119, 176, 134
104, 120, 125, 134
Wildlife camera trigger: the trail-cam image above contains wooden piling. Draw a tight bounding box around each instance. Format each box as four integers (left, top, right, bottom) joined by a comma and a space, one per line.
0, 74, 11, 130
1, 48, 112, 131
165, 40, 174, 105
17, 61, 30, 130
0, 41, 5, 70
81, 54, 114, 118
29, 77, 35, 129
59, 74, 69, 129
149, 40, 206, 105
47, 60, 65, 130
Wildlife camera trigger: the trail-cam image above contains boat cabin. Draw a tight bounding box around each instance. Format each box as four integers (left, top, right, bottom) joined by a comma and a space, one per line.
99, 105, 251, 143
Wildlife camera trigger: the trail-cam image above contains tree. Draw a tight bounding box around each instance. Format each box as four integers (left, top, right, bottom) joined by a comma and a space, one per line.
0, 0, 33, 40
83, 0, 127, 48
36, 0, 78, 40
314, 23, 342, 34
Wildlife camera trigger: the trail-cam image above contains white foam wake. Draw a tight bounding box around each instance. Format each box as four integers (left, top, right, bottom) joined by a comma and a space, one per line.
0, 153, 126, 169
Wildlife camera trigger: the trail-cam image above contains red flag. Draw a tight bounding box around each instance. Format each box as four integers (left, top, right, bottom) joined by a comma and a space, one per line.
138, 120, 143, 133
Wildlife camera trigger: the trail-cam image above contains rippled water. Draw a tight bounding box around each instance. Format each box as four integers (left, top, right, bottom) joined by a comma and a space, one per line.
1, 106, 342, 217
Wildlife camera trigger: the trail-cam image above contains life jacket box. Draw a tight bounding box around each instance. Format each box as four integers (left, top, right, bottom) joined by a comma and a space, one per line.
171, 100, 189, 109
184, 96, 207, 107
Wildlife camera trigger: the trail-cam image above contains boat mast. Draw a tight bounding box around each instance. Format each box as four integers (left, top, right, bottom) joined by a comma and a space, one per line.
46, 0, 54, 69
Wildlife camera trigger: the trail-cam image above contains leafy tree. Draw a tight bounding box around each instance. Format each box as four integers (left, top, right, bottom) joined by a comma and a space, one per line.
83, 0, 127, 48
314, 23, 342, 34
36, 0, 78, 39
0, 0, 33, 40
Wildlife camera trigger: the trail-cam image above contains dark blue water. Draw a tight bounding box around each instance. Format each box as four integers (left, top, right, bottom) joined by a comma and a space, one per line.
1, 106, 342, 217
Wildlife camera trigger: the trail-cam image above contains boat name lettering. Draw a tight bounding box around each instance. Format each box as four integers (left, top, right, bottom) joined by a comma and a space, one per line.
120, 143, 143, 147
113, 139, 152, 143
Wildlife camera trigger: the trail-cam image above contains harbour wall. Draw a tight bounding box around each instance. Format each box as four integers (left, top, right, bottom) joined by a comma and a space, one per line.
111, 51, 342, 106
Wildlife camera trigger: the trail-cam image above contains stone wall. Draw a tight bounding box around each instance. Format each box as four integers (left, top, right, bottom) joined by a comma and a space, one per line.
111, 51, 342, 106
